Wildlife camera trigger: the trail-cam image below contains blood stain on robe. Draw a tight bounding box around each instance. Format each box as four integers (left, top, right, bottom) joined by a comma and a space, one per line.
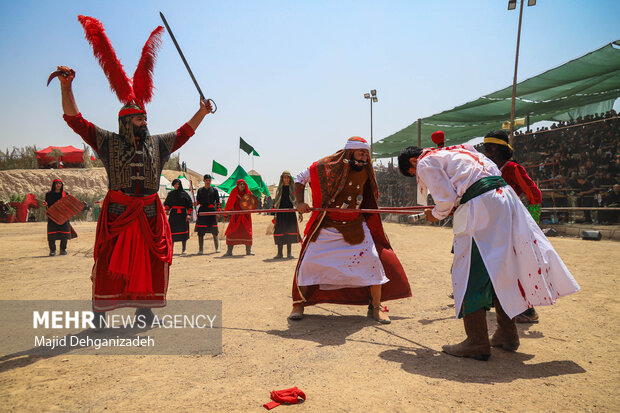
517, 279, 527, 300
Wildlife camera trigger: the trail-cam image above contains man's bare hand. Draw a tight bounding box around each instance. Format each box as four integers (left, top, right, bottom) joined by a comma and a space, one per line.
199, 98, 213, 114
296, 202, 311, 214
56, 66, 75, 88
298, 213, 304, 223
424, 208, 439, 222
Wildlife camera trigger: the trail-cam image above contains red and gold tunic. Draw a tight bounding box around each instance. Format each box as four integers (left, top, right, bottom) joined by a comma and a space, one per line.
64, 113, 195, 311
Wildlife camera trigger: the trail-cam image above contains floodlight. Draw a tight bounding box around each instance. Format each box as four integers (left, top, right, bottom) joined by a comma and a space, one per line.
364, 93, 370, 99
371, 89, 377, 97
527, 0, 536, 5
508, 0, 517, 10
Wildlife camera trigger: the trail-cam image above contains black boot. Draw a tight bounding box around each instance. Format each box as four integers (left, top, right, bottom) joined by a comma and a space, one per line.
135, 308, 155, 326
246, 245, 254, 256
286, 243, 294, 259
223, 245, 233, 257
59, 239, 67, 255
274, 244, 284, 259
181, 240, 187, 255
213, 234, 220, 253
49, 240, 56, 256
198, 235, 204, 255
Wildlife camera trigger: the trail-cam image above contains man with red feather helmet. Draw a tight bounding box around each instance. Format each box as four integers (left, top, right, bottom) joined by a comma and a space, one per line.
53, 16, 213, 325
289, 137, 411, 324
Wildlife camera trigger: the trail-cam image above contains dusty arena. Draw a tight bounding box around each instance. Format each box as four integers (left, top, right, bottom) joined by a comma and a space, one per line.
0, 215, 618, 412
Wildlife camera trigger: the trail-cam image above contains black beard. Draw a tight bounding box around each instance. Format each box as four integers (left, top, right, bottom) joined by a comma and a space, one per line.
350, 158, 367, 171
133, 125, 149, 138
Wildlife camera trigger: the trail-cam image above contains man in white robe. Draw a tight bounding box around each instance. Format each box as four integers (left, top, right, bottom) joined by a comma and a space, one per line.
398, 144, 580, 361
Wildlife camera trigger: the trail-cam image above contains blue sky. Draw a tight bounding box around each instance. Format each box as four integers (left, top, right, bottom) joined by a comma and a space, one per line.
0, 0, 618, 184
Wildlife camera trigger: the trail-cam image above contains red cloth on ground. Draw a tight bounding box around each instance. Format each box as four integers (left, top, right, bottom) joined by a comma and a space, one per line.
224, 179, 252, 245
263, 387, 306, 410
292, 158, 411, 306
500, 160, 542, 204
92, 190, 172, 311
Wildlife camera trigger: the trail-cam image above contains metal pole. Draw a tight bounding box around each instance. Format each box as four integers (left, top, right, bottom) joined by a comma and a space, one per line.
370, 98, 374, 161
510, 0, 525, 148
417, 118, 422, 147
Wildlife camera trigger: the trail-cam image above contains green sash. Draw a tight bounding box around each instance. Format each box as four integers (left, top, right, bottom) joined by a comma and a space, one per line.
460, 176, 507, 205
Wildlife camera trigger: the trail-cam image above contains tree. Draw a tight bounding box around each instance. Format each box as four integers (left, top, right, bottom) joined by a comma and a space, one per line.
50, 148, 63, 169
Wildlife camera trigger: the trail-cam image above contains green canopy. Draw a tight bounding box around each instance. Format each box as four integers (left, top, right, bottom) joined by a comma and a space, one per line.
374, 40, 620, 157
217, 165, 266, 198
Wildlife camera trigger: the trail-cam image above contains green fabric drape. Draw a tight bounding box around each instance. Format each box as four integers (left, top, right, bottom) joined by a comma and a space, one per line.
375, 40, 620, 157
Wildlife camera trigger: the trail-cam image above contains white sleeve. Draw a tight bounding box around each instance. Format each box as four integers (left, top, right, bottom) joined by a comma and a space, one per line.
417, 157, 457, 220
295, 168, 311, 185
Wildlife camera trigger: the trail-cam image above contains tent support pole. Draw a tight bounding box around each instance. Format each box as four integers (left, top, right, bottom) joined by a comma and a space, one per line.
510, 0, 525, 148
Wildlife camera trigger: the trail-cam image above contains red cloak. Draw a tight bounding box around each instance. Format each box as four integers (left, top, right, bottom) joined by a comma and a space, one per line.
224, 179, 253, 245
292, 150, 411, 306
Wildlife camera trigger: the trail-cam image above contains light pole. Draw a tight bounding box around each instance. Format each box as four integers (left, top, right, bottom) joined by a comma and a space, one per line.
364, 89, 378, 160
508, 0, 536, 148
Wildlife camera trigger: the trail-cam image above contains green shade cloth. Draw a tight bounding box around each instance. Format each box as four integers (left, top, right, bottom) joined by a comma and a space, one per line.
458, 240, 495, 319
212, 160, 228, 176
375, 40, 620, 157
217, 165, 268, 198
460, 176, 507, 205
240, 137, 254, 155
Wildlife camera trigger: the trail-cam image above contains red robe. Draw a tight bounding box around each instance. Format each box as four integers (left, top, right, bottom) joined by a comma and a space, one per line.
292, 153, 411, 306
500, 161, 542, 204
224, 179, 253, 246
93, 191, 172, 311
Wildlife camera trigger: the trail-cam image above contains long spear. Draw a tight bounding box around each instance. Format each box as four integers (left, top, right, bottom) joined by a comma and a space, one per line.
199, 206, 434, 216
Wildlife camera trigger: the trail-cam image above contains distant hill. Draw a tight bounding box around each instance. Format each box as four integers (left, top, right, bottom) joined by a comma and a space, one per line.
0, 168, 198, 197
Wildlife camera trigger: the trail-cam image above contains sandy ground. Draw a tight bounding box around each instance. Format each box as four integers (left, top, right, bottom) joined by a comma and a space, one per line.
0, 216, 618, 412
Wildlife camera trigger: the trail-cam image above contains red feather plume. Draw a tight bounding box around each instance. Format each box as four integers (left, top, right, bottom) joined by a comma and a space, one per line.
77, 15, 134, 104
132, 26, 165, 107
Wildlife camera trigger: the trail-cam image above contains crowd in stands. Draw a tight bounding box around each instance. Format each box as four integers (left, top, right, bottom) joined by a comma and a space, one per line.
373, 109, 619, 225
374, 161, 418, 207
512, 110, 619, 224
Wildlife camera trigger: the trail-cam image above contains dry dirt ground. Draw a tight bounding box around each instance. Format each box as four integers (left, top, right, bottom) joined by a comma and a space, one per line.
0, 216, 618, 412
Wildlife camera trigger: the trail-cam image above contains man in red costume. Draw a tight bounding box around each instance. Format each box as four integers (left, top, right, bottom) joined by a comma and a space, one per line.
289, 137, 411, 324
53, 16, 213, 324
483, 129, 543, 323
223, 179, 254, 256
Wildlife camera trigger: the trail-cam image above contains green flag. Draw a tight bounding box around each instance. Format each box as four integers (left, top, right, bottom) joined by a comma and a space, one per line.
252, 149, 260, 157
239, 137, 254, 155
212, 160, 228, 176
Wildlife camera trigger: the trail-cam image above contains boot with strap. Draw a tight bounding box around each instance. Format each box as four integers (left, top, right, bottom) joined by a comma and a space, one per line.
442, 308, 491, 361
198, 235, 204, 255
213, 234, 220, 253
490, 297, 520, 351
